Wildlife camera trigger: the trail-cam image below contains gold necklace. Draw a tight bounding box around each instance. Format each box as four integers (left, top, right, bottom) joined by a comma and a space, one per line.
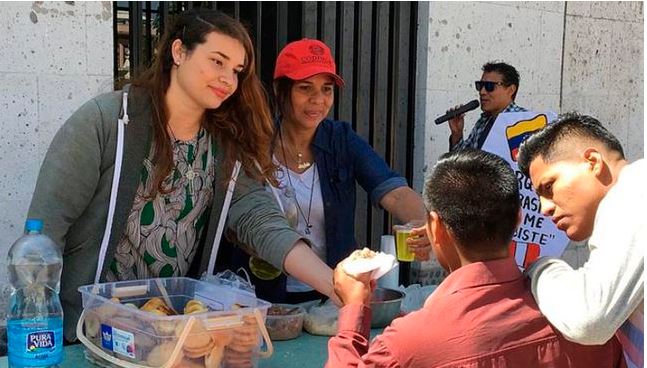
296, 151, 311, 170
279, 128, 315, 235
280, 125, 312, 171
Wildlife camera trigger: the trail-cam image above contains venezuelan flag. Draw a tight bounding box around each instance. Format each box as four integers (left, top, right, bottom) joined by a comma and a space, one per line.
506, 115, 547, 161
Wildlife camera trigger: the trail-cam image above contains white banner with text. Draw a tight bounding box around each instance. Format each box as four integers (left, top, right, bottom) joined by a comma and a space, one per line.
481, 111, 568, 269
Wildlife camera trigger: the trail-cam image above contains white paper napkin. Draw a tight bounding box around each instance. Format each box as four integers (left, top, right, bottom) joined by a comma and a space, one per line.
343, 251, 398, 280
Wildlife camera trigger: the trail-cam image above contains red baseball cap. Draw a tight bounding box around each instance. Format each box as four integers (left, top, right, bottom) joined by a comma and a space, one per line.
273, 39, 345, 87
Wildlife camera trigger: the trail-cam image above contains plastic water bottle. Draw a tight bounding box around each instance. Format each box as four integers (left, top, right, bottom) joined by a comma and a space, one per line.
6, 219, 63, 367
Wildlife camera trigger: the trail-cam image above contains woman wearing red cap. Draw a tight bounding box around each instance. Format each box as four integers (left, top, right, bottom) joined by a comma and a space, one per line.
27, 11, 338, 341
233, 39, 430, 303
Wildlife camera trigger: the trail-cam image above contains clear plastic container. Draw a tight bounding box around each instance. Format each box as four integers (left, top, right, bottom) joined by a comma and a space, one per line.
265, 304, 305, 341
77, 277, 272, 368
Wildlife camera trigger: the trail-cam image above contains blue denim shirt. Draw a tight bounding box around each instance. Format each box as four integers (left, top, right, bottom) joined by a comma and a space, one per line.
311, 118, 408, 266
228, 118, 408, 302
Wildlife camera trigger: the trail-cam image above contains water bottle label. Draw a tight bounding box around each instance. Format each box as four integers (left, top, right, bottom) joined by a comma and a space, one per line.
7, 317, 63, 366
101, 323, 135, 358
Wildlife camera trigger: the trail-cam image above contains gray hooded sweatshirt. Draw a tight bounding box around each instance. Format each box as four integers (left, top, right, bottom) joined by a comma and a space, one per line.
28, 86, 302, 341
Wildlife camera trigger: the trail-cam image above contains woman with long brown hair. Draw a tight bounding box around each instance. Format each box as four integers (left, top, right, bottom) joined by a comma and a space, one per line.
27, 9, 335, 341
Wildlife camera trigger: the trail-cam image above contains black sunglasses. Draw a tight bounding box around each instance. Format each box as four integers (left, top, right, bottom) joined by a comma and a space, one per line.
475, 80, 505, 92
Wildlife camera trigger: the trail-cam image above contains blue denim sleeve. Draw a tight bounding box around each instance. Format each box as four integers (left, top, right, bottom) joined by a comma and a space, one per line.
370, 176, 408, 208
347, 127, 408, 208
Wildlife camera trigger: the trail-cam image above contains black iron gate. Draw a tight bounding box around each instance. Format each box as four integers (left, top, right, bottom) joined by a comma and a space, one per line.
114, 1, 421, 251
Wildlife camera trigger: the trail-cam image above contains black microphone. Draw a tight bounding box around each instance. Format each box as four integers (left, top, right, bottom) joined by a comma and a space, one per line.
434, 99, 480, 125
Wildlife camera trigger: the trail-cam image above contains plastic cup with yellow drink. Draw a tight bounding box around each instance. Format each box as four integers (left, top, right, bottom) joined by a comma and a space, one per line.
393, 222, 423, 262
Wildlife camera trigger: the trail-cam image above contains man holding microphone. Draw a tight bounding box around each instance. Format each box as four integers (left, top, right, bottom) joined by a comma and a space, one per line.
447, 62, 526, 151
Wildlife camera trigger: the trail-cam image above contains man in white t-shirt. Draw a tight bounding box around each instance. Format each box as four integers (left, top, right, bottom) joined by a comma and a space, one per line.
518, 112, 644, 368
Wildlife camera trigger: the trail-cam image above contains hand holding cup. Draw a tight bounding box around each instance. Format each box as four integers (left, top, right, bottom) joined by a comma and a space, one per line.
394, 220, 432, 262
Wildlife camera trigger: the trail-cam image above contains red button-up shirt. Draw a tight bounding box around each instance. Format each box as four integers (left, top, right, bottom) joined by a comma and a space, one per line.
326, 257, 626, 368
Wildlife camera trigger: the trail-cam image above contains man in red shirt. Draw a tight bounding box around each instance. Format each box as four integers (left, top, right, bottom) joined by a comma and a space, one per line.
327, 149, 625, 368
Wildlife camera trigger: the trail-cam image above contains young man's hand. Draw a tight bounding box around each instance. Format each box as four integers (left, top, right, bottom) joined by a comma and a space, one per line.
407, 223, 433, 261
333, 260, 375, 306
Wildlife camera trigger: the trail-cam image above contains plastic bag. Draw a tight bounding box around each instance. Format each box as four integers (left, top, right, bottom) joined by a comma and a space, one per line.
201, 268, 256, 295
398, 284, 437, 314
303, 300, 339, 336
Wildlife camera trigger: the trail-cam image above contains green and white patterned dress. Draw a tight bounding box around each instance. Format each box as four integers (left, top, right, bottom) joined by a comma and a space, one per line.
106, 128, 216, 281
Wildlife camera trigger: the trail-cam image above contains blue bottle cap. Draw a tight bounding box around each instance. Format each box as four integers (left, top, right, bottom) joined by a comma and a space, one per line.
24, 218, 44, 232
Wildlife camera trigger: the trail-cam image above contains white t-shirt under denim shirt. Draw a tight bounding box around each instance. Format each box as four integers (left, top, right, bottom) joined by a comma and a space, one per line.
269, 161, 327, 293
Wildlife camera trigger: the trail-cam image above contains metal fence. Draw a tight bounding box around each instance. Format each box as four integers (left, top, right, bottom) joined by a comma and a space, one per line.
114, 1, 420, 251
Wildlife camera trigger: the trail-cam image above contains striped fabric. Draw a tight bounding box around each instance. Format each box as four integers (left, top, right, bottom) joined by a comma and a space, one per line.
451, 102, 527, 151
617, 306, 644, 368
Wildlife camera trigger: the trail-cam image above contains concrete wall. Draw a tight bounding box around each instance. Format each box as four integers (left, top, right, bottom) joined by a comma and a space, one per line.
413, 1, 642, 275
416, 1, 643, 192
561, 2, 644, 160
0, 2, 113, 312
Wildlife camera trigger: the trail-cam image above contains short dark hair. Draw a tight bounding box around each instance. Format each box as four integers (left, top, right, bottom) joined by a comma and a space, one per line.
517, 113, 625, 177
423, 149, 520, 251
482, 62, 520, 100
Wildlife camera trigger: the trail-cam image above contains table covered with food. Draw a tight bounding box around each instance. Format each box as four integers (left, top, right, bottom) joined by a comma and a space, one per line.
0, 327, 386, 368
0, 282, 434, 368
0, 260, 436, 368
